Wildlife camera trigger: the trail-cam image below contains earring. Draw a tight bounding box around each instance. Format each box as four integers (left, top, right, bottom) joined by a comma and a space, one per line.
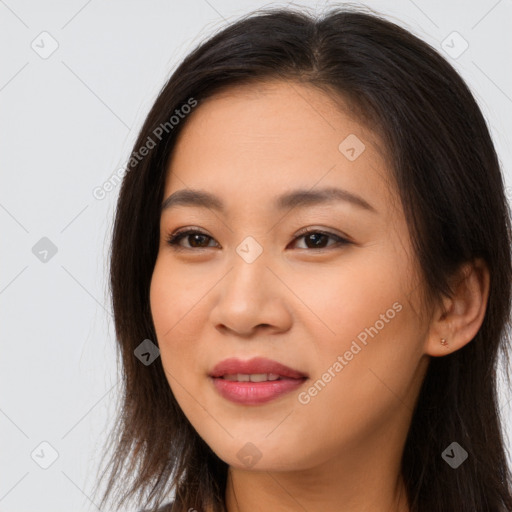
440, 338, 448, 346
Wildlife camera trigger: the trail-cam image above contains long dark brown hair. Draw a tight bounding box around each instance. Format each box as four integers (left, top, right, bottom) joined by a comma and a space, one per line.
93, 3, 512, 511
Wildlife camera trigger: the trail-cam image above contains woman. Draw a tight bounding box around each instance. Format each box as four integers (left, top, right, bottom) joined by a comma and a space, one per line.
93, 4, 512, 511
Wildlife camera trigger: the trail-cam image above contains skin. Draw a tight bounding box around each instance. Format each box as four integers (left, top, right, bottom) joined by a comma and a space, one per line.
149, 80, 490, 512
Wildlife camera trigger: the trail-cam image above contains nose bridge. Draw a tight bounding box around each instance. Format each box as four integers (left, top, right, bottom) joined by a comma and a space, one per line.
210, 233, 291, 334
227, 233, 270, 298
235, 234, 266, 267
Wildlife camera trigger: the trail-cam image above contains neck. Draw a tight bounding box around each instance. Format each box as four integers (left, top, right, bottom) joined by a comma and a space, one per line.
225, 463, 409, 512
224, 416, 412, 512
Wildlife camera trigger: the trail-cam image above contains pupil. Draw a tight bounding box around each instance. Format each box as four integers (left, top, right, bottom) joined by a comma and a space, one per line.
307, 233, 326, 248
190, 234, 208, 247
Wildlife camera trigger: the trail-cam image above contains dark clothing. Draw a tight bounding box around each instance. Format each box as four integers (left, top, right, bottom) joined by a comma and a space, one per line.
140, 501, 174, 512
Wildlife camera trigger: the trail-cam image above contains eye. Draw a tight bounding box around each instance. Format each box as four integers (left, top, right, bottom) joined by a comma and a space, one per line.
165, 227, 351, 251
165, 229, 219, 250
290, 227, 351, 250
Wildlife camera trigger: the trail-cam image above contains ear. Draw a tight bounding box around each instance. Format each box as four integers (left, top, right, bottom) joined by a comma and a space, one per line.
424, 258, 490, 357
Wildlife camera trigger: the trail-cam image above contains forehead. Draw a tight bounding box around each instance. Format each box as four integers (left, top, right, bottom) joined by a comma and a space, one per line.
163, 80, 396, 215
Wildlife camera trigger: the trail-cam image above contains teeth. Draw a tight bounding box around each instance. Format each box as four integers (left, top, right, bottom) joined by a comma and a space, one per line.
222, 373, 281, 382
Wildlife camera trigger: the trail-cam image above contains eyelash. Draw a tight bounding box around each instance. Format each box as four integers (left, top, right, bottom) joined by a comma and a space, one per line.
165, 227, 351, 252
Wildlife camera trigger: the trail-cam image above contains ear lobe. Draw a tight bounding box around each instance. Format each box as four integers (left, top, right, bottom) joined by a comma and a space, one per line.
424, 258, 490, 357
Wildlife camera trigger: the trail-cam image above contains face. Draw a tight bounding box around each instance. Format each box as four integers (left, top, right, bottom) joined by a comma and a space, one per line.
150, 80, 430, 473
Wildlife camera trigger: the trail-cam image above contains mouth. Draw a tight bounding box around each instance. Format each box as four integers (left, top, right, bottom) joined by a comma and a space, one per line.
218, 373, 292, 382
209, 356, 308, 379
209, 357, 308, 405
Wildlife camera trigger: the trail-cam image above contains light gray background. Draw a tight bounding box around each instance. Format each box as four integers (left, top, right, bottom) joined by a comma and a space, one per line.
1, 1, 511, 511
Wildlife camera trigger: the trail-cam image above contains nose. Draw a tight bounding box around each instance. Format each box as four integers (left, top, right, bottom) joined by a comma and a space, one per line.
209, 247, 293, 337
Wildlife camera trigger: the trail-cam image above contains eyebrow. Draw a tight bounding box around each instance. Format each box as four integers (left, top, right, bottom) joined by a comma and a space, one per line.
160, 187, 377, 214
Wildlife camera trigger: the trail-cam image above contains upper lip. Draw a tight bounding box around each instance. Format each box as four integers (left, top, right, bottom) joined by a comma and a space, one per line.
209, 357, 308, 379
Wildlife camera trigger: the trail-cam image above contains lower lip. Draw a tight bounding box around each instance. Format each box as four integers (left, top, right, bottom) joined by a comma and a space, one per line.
211, 376, 307, 405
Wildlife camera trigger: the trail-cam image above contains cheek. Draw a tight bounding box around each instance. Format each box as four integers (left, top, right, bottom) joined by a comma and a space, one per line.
289, 300, 424, 467
150, 256, 207, 340
149, 260, 206, 390
294, 248, 424, 416
285, 246, 407, 353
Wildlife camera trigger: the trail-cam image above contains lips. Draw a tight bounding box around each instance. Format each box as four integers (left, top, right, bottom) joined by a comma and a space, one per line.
209, 357, 308, 380
209, 356, 308, 405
